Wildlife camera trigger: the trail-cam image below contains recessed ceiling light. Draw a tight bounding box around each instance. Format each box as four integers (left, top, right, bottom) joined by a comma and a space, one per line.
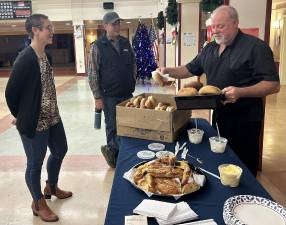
11, 24, 16, 27
125, 21, 131, 24
65, 22, 71, 26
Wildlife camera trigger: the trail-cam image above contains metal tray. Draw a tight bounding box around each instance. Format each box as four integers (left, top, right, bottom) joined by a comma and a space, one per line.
175, 94, 223, 110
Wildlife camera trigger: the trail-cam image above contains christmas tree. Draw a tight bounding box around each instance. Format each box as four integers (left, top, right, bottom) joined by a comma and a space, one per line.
132, 22, 157, 82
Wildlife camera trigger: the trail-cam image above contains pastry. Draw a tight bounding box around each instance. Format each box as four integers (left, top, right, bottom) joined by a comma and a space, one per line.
177, 87, 198, 96
166, 106, 176, 112
140, 98, 146, 109
183, 81, 204, 91
132, 156, 202, 195
125, 102, 133, 107
147, 96, 156, 106
144, 99, 154, 109
133, 96, 143, 108
152, 70, 165, 86
198, 85, 221, 95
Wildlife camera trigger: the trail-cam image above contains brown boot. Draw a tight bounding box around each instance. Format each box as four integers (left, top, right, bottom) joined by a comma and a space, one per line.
31, 197, 59, 222
44, 182, 73, 199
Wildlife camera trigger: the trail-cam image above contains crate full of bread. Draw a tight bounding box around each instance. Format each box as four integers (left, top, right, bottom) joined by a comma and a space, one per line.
175, 81, 224, 110
116, 93, 191, 142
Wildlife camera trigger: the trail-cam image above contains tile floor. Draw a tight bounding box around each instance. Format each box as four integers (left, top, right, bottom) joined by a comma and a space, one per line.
0, 75, 285, 225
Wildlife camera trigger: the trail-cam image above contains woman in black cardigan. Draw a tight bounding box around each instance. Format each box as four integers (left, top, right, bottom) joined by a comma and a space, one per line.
5, 14, 72, 222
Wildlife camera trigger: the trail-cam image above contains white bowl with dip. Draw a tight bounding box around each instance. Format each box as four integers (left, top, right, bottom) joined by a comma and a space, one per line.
218, 164, 243, 187
188, 128, 204, 144
209, 136, 228, 153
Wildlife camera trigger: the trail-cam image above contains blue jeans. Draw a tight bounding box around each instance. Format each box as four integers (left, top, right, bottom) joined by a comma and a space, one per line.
102, 96, 131, 156
20, 121, 68, 201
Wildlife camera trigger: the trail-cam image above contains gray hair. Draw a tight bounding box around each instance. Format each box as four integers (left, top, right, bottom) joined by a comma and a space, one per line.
211, 5, 239, 22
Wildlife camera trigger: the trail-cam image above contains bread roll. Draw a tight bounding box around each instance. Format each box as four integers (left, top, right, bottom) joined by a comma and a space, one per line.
198, 85, 221, 95
129, 97, 136, 104
147, 96, 156, 107
177, 87, 198, 96
152, 71, 165, 86
160, 105, 168, 111
125, 102, 133, 107
133, 96, 143, 108
154, 106, 161, 111
140, 98, 146, 109
157, 102, 164, 108
183, 81, 204, 91
166, 106, 176, 112
144, 99, 154, 109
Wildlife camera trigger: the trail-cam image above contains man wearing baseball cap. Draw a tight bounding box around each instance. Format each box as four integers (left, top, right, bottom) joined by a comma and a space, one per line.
88, 12, 136, 168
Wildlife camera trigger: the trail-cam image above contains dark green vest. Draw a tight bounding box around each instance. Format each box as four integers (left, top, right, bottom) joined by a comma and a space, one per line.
96, 34, 135, 97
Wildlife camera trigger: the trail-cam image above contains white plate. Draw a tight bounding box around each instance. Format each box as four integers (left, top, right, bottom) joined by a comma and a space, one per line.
156, 151, 175, 158
148, 143, 165, 151
223, 195, 286, 225
137, 150, 155, 160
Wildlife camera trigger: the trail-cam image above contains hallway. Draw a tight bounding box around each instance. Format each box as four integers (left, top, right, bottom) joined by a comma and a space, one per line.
0, 75, 285, 225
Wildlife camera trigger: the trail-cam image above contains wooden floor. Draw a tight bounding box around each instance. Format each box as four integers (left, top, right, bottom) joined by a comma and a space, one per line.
257, 85, 286, 206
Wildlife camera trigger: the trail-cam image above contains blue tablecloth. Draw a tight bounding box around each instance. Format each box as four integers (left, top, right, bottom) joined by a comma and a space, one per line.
104, 119, 272, 225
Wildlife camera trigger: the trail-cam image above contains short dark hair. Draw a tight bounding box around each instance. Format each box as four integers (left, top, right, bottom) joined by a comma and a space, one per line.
25, 14, 48, 39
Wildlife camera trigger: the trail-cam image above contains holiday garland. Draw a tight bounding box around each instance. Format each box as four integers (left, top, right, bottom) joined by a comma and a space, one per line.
201, 0, 223, 13
165, 0, 178, 26
156, 11, 164, 30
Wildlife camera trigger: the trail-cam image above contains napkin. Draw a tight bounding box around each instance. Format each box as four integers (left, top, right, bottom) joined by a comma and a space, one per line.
156, 202, 198, 225
125, 215, 148, 225
178, 219, 217, 225
133, 199, 177, 220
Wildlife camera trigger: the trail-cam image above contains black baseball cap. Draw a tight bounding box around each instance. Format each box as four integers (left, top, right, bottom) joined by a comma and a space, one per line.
103, 12, 123, 24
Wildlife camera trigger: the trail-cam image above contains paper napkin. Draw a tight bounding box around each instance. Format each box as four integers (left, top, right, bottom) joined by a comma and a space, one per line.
178, 219, 218, 225
125, 215, 148, 225
133, 199, 177, 220
156, 202, 198, 225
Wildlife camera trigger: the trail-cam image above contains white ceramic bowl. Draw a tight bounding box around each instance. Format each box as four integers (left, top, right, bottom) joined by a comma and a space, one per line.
209, 136, 228, 153
188, 128, 204, 144
218, 164, 242, 187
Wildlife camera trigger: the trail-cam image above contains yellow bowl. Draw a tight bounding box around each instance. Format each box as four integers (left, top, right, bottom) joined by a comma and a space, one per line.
218, 164, 242, 187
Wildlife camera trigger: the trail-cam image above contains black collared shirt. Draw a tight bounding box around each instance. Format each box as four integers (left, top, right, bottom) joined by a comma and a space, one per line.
186, 30, 279, 121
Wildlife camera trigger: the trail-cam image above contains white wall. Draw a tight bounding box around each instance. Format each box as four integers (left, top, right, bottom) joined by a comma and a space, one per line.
165, 23, 176, 67
180, 1, 200, 65
230, 0, 267, 40
179, 0, 201, 88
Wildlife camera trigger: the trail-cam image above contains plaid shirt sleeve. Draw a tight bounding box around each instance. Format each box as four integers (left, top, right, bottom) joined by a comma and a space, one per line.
87, 43, 102, 99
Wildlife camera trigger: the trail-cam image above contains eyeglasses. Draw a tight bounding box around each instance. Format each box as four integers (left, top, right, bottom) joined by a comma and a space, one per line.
34, 24, 54, 32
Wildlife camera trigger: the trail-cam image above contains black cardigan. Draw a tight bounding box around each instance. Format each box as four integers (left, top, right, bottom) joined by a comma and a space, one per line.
5, 46, 52, 138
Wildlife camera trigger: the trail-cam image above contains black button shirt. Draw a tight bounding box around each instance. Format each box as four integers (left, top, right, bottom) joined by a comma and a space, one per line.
186, 30, 279, 121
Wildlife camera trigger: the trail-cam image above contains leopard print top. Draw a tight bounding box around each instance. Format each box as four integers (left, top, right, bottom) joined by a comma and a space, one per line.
36, 55, 61, 131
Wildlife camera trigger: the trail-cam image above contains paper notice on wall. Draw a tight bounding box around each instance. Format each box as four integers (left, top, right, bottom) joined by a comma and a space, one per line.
166, 36, 172, 44
125, 215, 148, 225
184, 32, 196, 47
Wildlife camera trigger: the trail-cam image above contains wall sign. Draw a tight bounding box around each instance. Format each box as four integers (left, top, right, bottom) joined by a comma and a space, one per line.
0, 1, 32, 20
